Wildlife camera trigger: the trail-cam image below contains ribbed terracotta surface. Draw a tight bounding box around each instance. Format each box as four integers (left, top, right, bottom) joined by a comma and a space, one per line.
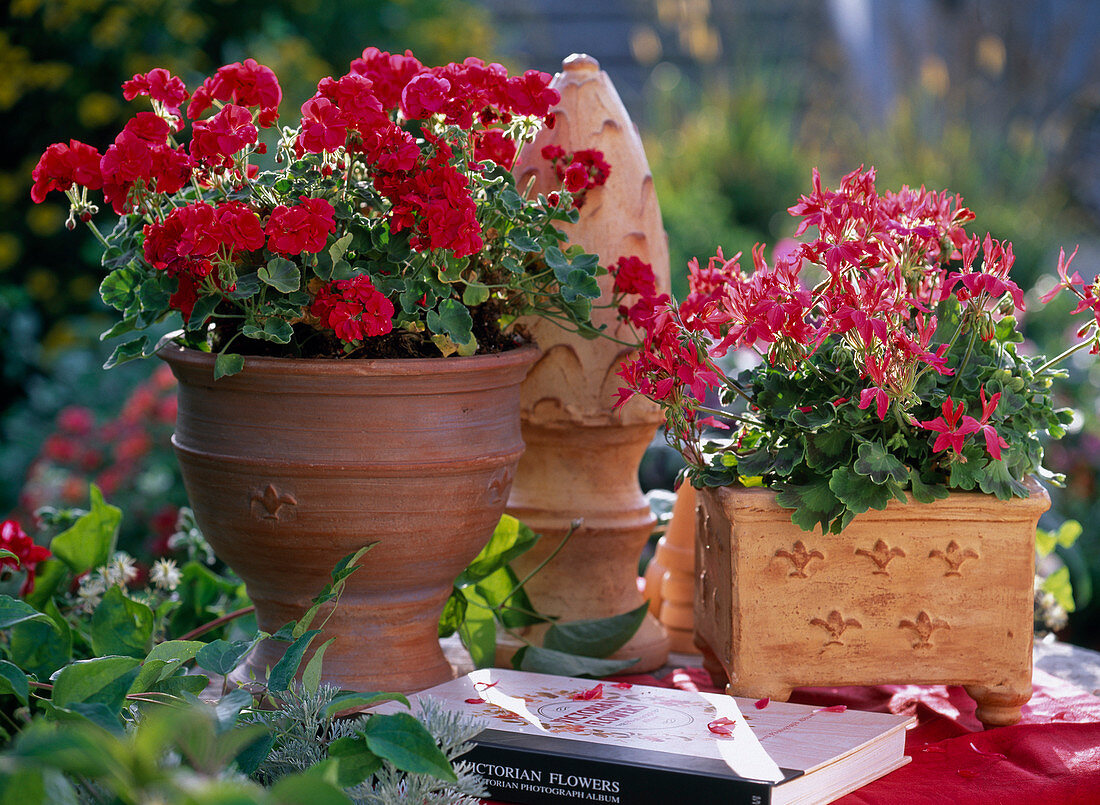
160, 342, 538, 693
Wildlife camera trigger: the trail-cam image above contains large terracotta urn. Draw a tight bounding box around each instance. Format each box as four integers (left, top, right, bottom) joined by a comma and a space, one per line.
498, 54, 670, 671
695, 479, 1049, 728
159, 341, 537, 693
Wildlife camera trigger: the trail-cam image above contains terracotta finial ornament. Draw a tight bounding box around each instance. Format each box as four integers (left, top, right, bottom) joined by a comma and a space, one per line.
499, 54, 670, 671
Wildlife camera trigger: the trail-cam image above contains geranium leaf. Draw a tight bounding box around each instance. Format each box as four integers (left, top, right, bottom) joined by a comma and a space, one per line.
258, 258, 301, 293
214, 352, 245, 379
829, 467, 893, 515
515, 645, 638, 677
506, 231, 540, 253
362, 712, 457, 781
186, 295, 220, 330
853, 440, 908, 485
561, 268, 601, 302
99, 266, 143, 310
0, 596, 53, 629
908, 470, 950, 504
462, 281, 490, 306
542, 602, 649, 658
90, 586, 153, 659
426, 299, 473, 345
103, 336, 148, 369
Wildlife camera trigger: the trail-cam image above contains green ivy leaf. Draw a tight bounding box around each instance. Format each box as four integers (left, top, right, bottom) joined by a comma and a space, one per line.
1041, 567, 1076, 613
328, 735, 384, 788
437, 593, 466, 638
258, 258, 302, 293
267, 629, 321, 693
195, 639, 253, 676
853, 440, 908, 485
0, 596, 53, 629
90, 586, 153, 659
51, 656, 142, 711
456, 589, 496, 668
514, 645, 638, 677
301, 637, 336, 696
323, 692, 409, 721
456, 515, 540, 588
8, 600, 71, 678
50, 485, 120, 575
542, 602, 649, 658
0, 660, 29, 705
362, 712, 457, 782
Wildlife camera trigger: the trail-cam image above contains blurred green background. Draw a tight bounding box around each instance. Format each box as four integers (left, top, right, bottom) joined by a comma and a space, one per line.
4, 0, 1100, 646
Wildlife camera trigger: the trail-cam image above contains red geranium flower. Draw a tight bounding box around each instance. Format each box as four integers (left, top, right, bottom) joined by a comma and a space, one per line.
0, 520, 52, 597
266, 196, 337, 256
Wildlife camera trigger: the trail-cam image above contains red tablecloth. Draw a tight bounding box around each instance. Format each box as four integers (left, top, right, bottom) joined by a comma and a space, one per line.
486, 665, 1100, 804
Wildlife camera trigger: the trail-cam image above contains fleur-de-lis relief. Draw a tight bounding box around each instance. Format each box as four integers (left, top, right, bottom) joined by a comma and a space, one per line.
899, 611, 950, 649
810, 610, 862, 646
486, 468, 514, 503
250, 484, 297, 521
928, 540, 979, 576
774, 541, 825, 578
855, 539, 906, 576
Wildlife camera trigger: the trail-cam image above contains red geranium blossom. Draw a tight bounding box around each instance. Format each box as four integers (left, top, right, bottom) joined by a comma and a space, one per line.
0, 519, 52, 597
266, 196, 337, 256
30, 140, 103, 203
310, 275, 395, 343
122, 68, 189, 119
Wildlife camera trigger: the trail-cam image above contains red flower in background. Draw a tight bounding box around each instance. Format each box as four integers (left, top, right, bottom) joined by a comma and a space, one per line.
0, 520, 52, 597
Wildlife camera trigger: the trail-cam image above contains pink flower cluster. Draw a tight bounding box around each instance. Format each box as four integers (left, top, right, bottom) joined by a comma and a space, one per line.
614, 166, 1064, 461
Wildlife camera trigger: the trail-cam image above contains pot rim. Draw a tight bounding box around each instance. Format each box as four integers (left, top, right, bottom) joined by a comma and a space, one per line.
155, 332, 540, 378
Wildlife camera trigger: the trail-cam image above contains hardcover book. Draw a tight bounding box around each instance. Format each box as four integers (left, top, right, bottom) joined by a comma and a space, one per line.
384, 668, 914, 805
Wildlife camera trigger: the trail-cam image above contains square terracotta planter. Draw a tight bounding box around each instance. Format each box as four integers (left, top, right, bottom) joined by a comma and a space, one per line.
694, 478, 1049, 728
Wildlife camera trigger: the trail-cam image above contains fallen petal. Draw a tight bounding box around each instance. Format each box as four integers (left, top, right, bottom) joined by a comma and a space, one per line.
816, 704, 847, 713
465, 698, 484, 705
707, 717, 736, 737
571, 683, 604, 701
754, 697, 770, 710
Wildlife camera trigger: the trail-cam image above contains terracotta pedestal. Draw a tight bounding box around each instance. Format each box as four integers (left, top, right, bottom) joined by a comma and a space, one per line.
643, 484, 700, 653
498, 54, 670, 671
695, 479, 1049, 728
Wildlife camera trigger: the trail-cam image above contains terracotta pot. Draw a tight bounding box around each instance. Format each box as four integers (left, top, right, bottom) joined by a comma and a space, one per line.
695, 479, 1049, 728
158, 341, 538, 693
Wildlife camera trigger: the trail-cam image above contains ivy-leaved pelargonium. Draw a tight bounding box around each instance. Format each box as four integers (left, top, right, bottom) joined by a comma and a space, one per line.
614, 167, 1088, 534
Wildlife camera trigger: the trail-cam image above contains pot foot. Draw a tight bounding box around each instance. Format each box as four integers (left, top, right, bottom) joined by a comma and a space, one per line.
964, 682, 1032, 728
